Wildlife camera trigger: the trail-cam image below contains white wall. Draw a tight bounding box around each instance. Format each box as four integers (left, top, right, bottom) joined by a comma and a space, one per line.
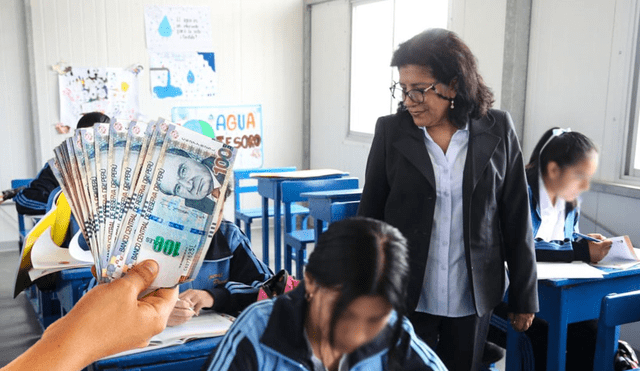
0, 0, 37, 245
26, 0, 304, 169
16, 0, 304, 224
523, 0, 640, 244
450, 0, 507, 108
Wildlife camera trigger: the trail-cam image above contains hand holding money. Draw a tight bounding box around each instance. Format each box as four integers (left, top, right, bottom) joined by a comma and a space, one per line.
49, 120, 236, 290
3, 260, 178, 371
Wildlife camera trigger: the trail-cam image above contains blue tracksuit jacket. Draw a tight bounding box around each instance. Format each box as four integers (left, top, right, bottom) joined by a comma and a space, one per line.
204, 282, 447, 371
181, 220, 273, 316
527, 169, 591, 262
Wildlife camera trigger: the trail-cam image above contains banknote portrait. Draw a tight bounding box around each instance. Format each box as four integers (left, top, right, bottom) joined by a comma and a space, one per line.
157, 148, 222, 214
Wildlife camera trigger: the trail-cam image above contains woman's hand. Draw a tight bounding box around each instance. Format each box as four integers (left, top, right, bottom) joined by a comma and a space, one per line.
2, 260, 178, 371
507, 312, 535, 332
588, 233, 612, 263
167, 289, 214, 327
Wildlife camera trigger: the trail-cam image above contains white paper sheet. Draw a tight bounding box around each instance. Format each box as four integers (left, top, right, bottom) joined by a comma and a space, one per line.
31, 227, 93, 270
68, 230, 94, 263
536, 261, 605, 279
597, 236, 639, 267
144, 5, 213, 51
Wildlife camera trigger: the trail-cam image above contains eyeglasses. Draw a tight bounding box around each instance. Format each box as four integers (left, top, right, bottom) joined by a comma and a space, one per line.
389, 82, 437, 104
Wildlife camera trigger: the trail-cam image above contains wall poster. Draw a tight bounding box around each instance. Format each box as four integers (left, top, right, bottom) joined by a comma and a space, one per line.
172, 105, 263, 169
58, 67, 140, 128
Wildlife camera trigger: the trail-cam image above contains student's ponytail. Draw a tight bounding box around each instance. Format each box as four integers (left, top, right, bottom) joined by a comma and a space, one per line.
526, 127, 598, 178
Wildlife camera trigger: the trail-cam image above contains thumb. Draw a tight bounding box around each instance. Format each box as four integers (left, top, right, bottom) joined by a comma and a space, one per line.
119, 260, 159, 295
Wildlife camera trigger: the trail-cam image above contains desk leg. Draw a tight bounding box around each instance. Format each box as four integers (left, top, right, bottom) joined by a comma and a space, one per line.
546, 315, 568, 371
506, 326, 522, 371
274, 191, 282, 272
262, 196, 269, 267
314, 220, 324, 244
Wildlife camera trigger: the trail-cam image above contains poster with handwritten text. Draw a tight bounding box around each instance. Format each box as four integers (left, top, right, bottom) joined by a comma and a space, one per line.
58, 67, 140, 128
144, 5, 213, 52
172, 105, 263, 169
149, 51, 217, 100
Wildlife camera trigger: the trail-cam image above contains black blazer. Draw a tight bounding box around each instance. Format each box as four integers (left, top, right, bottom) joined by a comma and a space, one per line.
358, 109, 538, 316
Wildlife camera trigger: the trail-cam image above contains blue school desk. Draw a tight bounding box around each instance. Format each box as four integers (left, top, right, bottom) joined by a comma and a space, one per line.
89, 336, 222, 371
255, 170, 347, 271
505, 266, 640, 371
300, 188, 362, 243
56, 267, 94, 315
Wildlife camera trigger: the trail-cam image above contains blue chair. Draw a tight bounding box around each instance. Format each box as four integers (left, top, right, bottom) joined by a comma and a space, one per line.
328, 200, 360, 222
11, 178, 33, 248
491, 312, 533, 371
233, 167, 308, 241
55, 267, 94, 316
23, 285, 61, 331
593, 290, 640, 371
282, 177, 359, 277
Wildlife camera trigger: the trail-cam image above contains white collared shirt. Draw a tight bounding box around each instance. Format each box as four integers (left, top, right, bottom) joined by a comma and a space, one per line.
416, 125, 475, 317
535, 175, 566, 241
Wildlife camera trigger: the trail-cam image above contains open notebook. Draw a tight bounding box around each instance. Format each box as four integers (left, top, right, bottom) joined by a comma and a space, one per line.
594, 235, 640, 269
102, 311, 235, 359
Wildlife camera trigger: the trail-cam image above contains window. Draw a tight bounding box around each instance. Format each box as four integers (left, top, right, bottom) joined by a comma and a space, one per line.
626, 31, 640, 177
349, 0, 449, 135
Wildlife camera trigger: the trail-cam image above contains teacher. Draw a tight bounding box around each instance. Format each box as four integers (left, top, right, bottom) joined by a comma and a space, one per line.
357, 28, 538, 371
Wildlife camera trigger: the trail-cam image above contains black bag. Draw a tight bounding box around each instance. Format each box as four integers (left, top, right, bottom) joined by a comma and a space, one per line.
615, 340, 639, 371
256, 269, 300, 300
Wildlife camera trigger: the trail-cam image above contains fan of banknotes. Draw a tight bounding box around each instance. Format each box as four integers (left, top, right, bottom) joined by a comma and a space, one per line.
49, 119, 236, 291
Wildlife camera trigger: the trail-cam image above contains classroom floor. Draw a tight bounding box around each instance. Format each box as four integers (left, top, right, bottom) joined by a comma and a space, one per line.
0, 244, 43, 367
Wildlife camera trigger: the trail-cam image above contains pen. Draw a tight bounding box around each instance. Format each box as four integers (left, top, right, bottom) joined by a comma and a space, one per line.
177, 298, 196, 313
574, 232, 603, 243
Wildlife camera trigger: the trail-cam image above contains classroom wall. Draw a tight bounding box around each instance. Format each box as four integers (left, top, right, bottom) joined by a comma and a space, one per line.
523, 0, 640, 246
0, 0, 304, 244
25, 0, 304, 169
0, 0, 38, 245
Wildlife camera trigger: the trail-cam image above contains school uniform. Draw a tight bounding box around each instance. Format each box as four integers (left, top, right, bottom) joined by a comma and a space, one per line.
527, 169, 591, 262
204, 282, 447, 371
181, 220, 273, 316
490, 169, 597, 370
15, 162, 59, 215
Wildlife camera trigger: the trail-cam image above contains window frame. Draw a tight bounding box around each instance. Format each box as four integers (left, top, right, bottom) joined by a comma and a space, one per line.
346, 0, 451, 140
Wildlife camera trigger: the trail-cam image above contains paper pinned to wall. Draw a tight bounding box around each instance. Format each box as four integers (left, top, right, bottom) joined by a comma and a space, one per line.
149, 51, 217, 100
172, 105, 263, 169
58, 67, 140, 128
144, 5, 213, 52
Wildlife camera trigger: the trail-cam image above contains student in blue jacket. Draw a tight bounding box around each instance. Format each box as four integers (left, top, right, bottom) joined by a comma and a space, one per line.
490, 127, 613, 371
166, 187, 273, 325
526, 127, 611, 263
14, 112, 110, 215
204, 217, 447, 371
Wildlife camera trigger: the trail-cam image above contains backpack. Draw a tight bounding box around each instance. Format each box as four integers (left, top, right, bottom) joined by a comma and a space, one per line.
615, 340, 639, 371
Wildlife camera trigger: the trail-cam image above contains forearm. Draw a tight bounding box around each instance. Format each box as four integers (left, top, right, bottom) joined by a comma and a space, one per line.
3, 319, 92, 371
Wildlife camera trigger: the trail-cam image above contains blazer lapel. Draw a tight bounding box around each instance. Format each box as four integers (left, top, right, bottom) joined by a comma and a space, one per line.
393, 115, 436, 190
463, 114, 501, 202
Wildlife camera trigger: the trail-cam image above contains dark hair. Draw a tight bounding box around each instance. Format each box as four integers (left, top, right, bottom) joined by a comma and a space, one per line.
391, 28, 494, 128
304, 217, 409, 368
526, 127, 598, 177
77, 112, 110, 129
